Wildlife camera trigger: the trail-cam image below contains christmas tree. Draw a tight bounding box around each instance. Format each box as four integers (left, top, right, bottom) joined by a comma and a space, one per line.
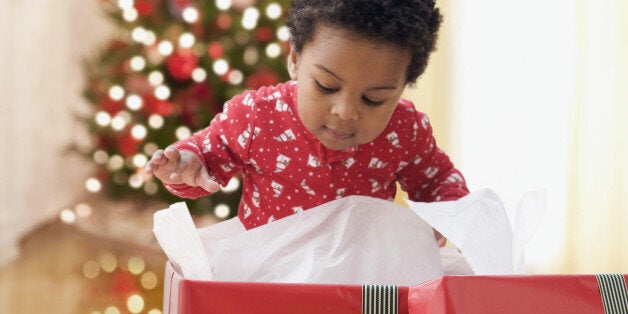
80, 0, 291, 217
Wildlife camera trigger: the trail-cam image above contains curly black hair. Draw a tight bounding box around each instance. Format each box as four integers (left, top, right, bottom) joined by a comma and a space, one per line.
286, 0, 442, 85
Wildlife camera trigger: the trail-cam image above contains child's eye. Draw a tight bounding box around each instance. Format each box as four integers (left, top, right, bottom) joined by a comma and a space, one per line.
362, 96, 385, 107
315, 80, 338, 94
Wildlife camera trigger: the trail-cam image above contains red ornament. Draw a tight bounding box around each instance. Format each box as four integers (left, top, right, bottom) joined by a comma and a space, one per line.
143, 94, 175, 116
111, 270, 137, 298
216, 13, 232, 30
245, 68, 280, 89
207, 42, 224, 59
116, 132, 141, 157
134, 0, 155, 16
166, 49, 199, 81
255, 27, 274, 42
191, 83, 212, 100
99, 97, 124, 116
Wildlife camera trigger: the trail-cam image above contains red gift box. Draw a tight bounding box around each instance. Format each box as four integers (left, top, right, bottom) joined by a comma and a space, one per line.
163, 262, 627, 314
409, 274, 628, 314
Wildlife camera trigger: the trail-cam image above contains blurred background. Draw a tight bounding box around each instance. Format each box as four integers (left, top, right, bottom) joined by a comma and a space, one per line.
0, 0, 626, 313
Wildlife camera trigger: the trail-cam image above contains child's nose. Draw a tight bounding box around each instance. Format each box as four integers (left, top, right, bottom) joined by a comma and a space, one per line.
330, 99, 359, 121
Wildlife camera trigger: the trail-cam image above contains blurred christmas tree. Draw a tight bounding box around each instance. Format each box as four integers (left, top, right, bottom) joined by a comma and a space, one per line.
79, 0, 290, 217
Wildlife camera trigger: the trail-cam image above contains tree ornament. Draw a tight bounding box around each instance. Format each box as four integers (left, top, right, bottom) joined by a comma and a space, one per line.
134, 0, 155, 16
245, 68, 280, 89
166, 49, 199, 82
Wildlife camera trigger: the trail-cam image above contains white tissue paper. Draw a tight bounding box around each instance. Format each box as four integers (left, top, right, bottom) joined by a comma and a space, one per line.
153, 188, 545, 285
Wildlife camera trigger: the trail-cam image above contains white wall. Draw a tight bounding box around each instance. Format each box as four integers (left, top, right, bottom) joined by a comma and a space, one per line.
447, 0, 576, 272
0, 0, 113, 267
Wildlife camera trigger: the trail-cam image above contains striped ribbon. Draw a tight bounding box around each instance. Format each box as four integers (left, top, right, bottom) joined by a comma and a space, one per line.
362, 285, 398, 314
596, 274, 628, 314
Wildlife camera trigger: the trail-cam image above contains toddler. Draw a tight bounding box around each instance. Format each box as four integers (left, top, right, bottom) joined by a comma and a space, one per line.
145, 0, 469, 241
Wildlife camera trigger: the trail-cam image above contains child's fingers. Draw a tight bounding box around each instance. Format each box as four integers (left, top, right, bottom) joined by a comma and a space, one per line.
433, 229, 447, 247
195, 167, 220, 193
163, 146, 181, 161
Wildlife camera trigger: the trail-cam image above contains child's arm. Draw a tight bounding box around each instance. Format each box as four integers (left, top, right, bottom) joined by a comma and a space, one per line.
145, 146, 220, 194
146, 88, 259, 199
397, 110, 469, 203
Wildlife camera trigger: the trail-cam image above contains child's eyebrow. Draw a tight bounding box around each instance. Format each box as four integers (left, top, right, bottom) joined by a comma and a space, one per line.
314, 64, 398, 91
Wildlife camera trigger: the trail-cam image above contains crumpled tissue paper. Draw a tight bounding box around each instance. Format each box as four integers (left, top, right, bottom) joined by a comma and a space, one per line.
153, 188, 545, 285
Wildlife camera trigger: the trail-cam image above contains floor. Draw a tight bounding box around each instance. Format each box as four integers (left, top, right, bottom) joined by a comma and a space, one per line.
0, 200, 174, 314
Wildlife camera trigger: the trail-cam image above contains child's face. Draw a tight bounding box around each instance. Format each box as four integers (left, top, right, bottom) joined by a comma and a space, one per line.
288, 26, 411, 151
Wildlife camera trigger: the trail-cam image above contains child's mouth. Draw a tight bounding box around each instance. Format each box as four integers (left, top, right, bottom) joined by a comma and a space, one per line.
324, 126, 354, 141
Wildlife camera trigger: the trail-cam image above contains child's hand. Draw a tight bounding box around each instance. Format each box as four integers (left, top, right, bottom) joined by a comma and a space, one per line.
144, 147, 220, 193
433, 229, 447, 247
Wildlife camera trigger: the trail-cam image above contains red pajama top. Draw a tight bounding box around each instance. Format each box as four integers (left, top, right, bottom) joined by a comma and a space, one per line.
165, 81, 469, 229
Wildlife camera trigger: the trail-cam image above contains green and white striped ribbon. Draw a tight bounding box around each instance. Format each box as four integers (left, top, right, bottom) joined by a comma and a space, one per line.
596, 274, 628, 314
362, 285, 398, 314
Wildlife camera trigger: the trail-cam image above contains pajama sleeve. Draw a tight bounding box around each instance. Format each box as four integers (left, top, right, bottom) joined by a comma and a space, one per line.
397, 110, 469, 202
162, 91, 256, 199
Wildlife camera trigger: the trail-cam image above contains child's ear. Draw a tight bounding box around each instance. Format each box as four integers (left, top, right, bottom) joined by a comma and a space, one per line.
287, 45, 299, 80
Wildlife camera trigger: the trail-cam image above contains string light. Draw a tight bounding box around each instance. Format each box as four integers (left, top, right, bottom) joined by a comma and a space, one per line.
60, 208, 76, 224
175, 126, 192, 140
179, 33, 195, 48
227, 69, 243, 85
266, 3, 282, 19
126, 94, 143, 111
117, 0, 134, 10
243, 46, 259, 65
131, 27, 147, 43
117, 111, 132, 123
107, 155, 125, 171
86, 178, 102, 193
148, 71, 164, 86
158, 41, 174, 56
216, 0, 232, 11
140, 271, 158, 289
130, 56, 146, 72
109, 85, 125, 101
127, 256, 146, 275
127, 294, 145, 313
212, 59, 229, 75
277, 26, 290, 41
111, 116, 127, 131
83, 260, 100, 279
104, 306, 121, 314
154, 85, 171, 100
182, 7, 199, 23
95, 111, 112, 127
123, 8, 139, 22
129, 174, 143, 188
192, 68, 207, 82
148, 114, 164, 129
99, 251, 118, 273
265, 42, 281, 58
132, 153, 148, 168
131, 124, 147, 140
143, 30, 157, 46
93, 150, 109, 164
242, 7, 260, 30
221, 177, 241, 193
143, 142, 158, 156
214, 204, 231, 219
